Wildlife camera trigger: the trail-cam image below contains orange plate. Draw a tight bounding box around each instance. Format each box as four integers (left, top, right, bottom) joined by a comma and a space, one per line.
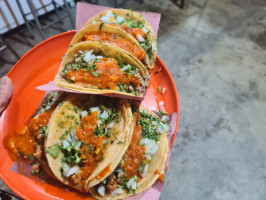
0, 31, 179, 200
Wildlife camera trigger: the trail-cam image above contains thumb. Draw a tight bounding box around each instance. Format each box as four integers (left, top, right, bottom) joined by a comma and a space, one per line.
0, 76, 13, 114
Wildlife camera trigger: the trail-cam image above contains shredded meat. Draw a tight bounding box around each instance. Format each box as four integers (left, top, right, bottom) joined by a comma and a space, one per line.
135, 71, 149, 94
71, 173, 82, 190
32, 162, 40, 174
33, 145, 42, 160
106, 175, 119, 194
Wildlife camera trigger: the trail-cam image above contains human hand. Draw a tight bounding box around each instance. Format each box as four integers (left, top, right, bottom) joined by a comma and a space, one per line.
0, 76, 13, 115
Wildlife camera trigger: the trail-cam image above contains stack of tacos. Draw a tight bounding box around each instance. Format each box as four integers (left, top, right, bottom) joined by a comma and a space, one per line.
54, 8, 158, 98
5, 8, 170, 200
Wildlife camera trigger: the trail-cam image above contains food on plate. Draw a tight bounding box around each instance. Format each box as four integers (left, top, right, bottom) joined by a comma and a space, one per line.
90, 105, 169, 199
69, 23, 150, 69
4, 92, 66, 176
86, 9, 157, 69
45, 94, 134, 192
54, 41, 150, 97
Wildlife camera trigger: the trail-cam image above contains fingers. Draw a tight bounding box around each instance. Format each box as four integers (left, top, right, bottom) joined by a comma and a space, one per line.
0, 76, 13, 115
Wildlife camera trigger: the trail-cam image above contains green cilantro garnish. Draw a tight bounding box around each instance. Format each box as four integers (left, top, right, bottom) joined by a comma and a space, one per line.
45, 144, 61, 158
92, 71, 99, 77
99, 22, 104, 30
157, 86, 161, 93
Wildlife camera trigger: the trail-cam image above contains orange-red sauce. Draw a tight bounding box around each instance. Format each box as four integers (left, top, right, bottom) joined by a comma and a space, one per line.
109, 24, 146, 42
96, 165, 111, 180
67, 57, 140, 90
154, 170, 164, 183
4, 110, 53, 160
75, 111, 107, 181
121, 113, 146, 179
81, 31, 146, 61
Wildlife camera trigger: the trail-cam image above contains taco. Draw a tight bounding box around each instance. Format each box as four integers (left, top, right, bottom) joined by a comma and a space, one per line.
4, 92, 66, 177
54, 41, 150, 98
90, 105, 169, 199
86, 9, 157, 69
44, 94, 134, 192
69, 23, 150, 69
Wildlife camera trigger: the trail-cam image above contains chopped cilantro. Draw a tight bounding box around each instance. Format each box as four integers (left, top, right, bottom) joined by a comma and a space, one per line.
157, 86, 161, 93
39, 126, 47, 137
27, 154, 35, 160
60, 130, 69, 140
92, 71, 99, 77
158, 110, 168, 117
99, 22, 104, 30
74, 106, 79, 113
45, 144, 61, 158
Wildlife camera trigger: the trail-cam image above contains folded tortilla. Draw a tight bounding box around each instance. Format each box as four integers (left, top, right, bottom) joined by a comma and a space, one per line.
69, 23, 150, 70
90, 105, 169, 199
54, 41, 150, 98
45, 94, 134, 192
86, 9, 157, 69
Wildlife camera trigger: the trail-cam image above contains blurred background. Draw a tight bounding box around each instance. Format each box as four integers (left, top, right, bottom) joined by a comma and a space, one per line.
1, 0, 266, 199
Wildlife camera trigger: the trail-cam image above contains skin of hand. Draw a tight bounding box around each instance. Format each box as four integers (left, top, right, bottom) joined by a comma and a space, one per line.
0, 76, 13, 115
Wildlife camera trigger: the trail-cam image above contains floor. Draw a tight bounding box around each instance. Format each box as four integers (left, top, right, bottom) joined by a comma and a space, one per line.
1, 0, 266, 199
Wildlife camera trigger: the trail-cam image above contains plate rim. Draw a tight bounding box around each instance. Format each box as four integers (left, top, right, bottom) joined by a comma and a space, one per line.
1, 30, 179, 200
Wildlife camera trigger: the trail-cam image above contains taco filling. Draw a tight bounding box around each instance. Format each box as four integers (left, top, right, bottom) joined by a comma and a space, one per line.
79, 31, 146, 62
92, 109, 170, 197
4, 92, 64, 176
45, 95, 132, 192
94, 11, 156, 59
61, 50, 146, 96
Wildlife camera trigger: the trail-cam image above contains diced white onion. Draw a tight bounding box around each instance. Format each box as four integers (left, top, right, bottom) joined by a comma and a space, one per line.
62, 163, 78, 178
62, 140, 70, 148
142, 164, 149, 177
92, 21, 97, 24
152, 121, 157, 126
106, 121, 114, 128
70, 76, 75, 81
78, 50, 83, 54
121, 64, 131, 71
137, 34, 145, 42
74, 141, 82, 150
80, 110, 88, 118
83, 50, 103, 63
100, 110, 109, 119
70, 129, 78, 140
126, 176, 137, 190
91, 107, 100, 113
98, 120, 102, 125
111, 188, 123, 195
152, 42, 156, 51
152, 42, 157, 51
40, 108, 45, 114
140, 138, 159, 159
100, 11, 115, 23
162, 87, 166, 94
98, 185, 105, 197
106, 11, 115, 18
159, 101, 164, 106
67, 134, 73, 143
161, 115, 168, 122
100, 15, 109, 23
116, 16, 124, 23
132, 182, 137, 190
156, 123, 170, 134
142, 27, 149, 34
